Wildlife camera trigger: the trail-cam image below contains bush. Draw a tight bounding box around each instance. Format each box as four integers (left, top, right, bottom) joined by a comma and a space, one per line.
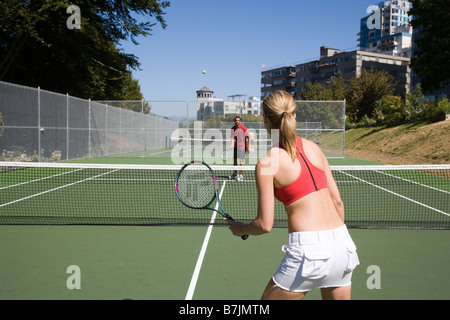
373, 95, 408, 125
370, 95, 448, 125
438, 98, 450, 115
418, 98, 448, 122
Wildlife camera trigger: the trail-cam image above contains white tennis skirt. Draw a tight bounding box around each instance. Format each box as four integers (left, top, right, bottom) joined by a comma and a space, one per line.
272, 225, 360, 292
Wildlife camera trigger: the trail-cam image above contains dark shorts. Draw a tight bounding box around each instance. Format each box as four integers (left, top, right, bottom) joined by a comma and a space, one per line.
234, 148, 246, 160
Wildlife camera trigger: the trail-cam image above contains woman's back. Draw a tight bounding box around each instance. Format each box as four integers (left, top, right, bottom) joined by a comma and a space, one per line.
267, 137, 344, 232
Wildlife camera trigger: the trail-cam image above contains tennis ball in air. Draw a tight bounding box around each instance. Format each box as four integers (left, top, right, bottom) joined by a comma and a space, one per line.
202, 70, 206, 74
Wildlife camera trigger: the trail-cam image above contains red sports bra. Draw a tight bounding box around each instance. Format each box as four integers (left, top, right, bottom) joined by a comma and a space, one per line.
274, 137, 328, 205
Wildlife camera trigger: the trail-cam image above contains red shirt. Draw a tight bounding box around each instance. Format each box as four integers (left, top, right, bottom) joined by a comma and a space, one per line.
231, 124, 250, 150
274, 137, 328, 205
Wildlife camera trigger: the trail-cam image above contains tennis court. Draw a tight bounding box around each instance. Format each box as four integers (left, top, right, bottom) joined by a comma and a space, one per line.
0, 159, 449, 300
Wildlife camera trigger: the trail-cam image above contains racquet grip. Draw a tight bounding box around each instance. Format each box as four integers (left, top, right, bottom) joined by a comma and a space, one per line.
224, 214, 248, 240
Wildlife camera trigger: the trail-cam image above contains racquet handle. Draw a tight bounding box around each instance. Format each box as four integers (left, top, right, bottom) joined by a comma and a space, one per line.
224, 214, 248, 240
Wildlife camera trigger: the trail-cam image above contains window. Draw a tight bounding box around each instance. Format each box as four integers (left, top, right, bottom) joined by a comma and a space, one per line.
273, 80, 284, 86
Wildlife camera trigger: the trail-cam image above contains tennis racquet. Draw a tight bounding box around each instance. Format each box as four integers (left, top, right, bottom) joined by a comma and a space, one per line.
175, 161, 248, 240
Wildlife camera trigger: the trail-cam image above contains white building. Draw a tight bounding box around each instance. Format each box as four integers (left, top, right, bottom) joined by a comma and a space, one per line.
196, 87, 262, 121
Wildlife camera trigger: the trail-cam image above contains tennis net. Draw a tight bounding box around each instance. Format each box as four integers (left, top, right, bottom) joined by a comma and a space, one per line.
1, 162, 449, 229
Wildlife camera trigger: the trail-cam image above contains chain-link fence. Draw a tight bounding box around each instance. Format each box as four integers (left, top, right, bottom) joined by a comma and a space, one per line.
0, 81, 345, 162
0, 81, 178, 161
180, 100, 346, 160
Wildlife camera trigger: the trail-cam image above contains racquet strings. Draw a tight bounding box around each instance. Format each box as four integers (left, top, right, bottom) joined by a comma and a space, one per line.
177, 165, 215, 208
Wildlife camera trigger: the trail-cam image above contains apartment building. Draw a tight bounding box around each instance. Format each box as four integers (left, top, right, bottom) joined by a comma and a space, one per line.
261, 46, 411, 99
261, 1, 415, 99
358, 0, 413, 57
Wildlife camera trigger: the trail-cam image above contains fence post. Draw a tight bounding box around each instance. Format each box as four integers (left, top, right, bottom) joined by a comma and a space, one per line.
186, 100, 190, 135
88, 98, 91, 158
105, 103, 108, 157
342, 99, 346, 159
37, 86, 41, 162
66, 93, 69, 160
141, 99, 144, 157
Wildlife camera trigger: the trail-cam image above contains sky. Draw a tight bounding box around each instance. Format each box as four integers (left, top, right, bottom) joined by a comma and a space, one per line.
119, 0, 381, 118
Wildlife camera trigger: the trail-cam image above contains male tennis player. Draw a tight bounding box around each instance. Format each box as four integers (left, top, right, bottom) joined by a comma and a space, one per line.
229, 116, 250, 181
227, 91, 359, 300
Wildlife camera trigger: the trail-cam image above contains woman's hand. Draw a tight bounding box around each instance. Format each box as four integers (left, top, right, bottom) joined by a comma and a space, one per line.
225, 217, 247, 237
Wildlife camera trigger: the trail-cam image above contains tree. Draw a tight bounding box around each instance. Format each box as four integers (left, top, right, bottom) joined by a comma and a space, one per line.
0, 0, 170, 100
122, 74, 144, 101
300, 81, 333, 101
299, 75, 348, 101
405, 83, 425, 121
327, 76, 348, 101
347, 68, 397, 122
409, 0, 450, 92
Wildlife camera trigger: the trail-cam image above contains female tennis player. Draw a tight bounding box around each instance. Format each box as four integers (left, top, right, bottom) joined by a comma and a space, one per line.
227, 90, 359, 300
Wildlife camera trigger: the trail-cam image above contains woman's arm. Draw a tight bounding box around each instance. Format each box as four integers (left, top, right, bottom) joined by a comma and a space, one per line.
228, 158, 275, 236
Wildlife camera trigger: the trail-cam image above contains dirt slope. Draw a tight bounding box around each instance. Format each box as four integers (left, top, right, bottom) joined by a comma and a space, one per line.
345, 120, 450, 164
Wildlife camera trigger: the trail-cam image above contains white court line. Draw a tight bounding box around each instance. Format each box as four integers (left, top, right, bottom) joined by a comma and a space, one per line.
0, 168, 83, 190
185, 180, 227, 300
375, 170, 450, 195
339, 170, 450, 217
0, 169, 118, 208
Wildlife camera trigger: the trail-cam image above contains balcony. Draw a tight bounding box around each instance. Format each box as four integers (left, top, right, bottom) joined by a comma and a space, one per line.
287, 81, 296, 88
318, 62, 337, 69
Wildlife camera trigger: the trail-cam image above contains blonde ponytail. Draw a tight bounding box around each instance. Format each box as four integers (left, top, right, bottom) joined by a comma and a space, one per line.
262, 91, 297, 161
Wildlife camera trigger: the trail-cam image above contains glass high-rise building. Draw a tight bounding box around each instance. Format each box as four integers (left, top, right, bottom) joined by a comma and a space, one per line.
358, 0, 413, 57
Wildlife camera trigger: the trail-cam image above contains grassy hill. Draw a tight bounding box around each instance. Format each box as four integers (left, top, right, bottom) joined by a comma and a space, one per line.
344, 120, 450, 165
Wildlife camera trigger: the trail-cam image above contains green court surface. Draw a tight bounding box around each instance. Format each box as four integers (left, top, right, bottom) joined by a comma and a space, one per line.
0, 224, 449, 300
1, 155, 448, 300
